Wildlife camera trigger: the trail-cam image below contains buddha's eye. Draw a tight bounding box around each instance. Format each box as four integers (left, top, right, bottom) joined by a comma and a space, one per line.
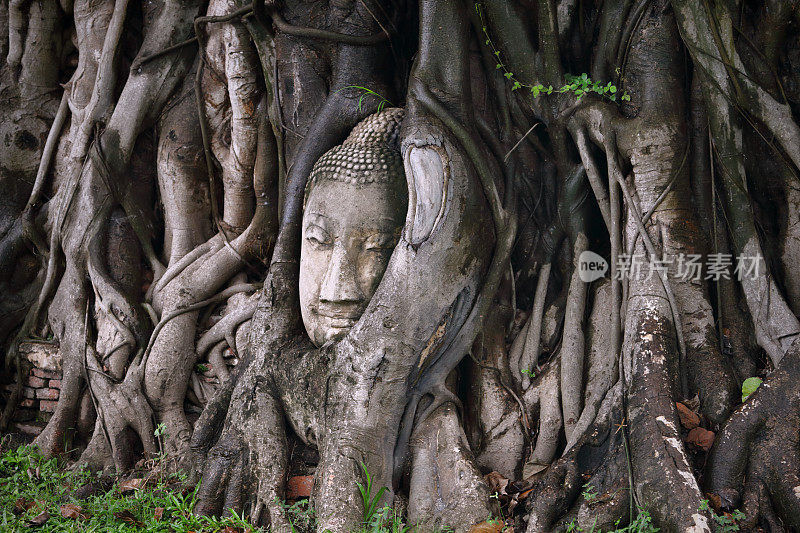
305, 225, 332, 248
363, 233, 397, 252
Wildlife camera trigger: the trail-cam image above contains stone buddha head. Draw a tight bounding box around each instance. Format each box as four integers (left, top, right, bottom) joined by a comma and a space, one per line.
300, 109, 407, 347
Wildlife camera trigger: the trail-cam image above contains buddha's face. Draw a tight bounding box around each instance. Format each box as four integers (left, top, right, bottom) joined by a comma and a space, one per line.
300, 179, 406, 347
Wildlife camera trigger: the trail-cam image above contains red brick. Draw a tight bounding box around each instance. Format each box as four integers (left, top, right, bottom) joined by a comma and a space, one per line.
48, 380, 61, 389
26, 376, 46, 388
22, 387, 36, 399
286, 475, 314, 500
35, 388, 59, 400
31, 368, 61, 380
39, 400, 58, 412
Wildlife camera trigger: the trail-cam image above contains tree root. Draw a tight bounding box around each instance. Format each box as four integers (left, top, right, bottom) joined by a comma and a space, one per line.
513, 262, 550, 391
706, 345, 800, 529
525, 383, 626, 533
407, 402, 492, 532
196, 290, 259, 357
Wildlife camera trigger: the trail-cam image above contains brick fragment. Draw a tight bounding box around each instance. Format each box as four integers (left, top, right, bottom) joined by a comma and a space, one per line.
35, 388, 59, 400
39, 400, 58, 412
31, 368, 61, 380
286, 476, 314, 500
26, 376, 46, 388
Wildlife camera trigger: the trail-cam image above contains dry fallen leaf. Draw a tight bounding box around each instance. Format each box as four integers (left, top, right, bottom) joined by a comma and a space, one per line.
26, 510, 50, 527
60, 503, 88, 519
13, 497, 33, 515
676, 402, 700, 429
522, 461, 548, 479
484, 471, 509, 496
117, 478, 145, 493
114, 509, 144, 526
468, 520, 507, 533
704, 492, 722, 512
686, 427, 715, 451
154, 507, 164, 521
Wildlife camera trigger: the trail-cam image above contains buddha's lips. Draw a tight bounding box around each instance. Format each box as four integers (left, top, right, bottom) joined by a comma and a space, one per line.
316, 306, 364, 328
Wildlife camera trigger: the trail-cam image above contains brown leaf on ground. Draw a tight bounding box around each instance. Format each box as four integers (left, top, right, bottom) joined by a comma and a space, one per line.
686, 427, 715, 451
60, 503, 88, 519
522, 461, 548, 479
113, 509, 144, 526
704, 492, 722, 512
468, 520, 507, 533
117, 478, 145, 493
484, 471, 509, 495
13, 497, 33, 515
218, 527, 243, 533
676, 402, 701, 429
26, 510, 50, 527
154, 507, 164, 521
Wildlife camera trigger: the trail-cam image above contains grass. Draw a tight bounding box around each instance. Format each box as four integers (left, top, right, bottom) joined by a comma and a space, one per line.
0, 443, 257, 532
0, 444, 428, 533
1, 443, 738, 533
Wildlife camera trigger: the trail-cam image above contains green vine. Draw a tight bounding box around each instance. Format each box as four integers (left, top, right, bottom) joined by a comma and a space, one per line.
336, 85, 393, 112
475, 3, 630, 103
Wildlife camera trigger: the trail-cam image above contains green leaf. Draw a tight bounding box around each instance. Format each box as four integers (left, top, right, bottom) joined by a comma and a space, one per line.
496, 63, 502, 69
504, 72, 513, 79
485, 39, 490, 45
609, 86, 617, 93
742, 377, 762, 402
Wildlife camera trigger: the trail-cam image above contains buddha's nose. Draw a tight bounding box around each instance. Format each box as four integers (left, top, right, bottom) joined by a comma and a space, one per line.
319, 245, 365, 304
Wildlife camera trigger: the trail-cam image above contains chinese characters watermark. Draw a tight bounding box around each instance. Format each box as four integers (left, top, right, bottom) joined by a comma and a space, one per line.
578, 251, 763, 283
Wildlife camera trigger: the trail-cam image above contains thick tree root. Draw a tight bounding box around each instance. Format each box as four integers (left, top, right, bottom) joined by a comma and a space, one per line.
525, 383, 627, 533
407, 402, 492, 531
706, 346, 800, 530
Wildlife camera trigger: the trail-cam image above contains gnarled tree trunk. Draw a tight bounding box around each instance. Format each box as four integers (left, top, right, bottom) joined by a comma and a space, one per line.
3, 0, 800, 531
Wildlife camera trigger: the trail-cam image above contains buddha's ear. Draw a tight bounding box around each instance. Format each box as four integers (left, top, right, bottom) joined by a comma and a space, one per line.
402, 143, 449, 246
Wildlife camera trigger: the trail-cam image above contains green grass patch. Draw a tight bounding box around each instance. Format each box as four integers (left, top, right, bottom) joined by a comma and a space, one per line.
0, 444, 257, 532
